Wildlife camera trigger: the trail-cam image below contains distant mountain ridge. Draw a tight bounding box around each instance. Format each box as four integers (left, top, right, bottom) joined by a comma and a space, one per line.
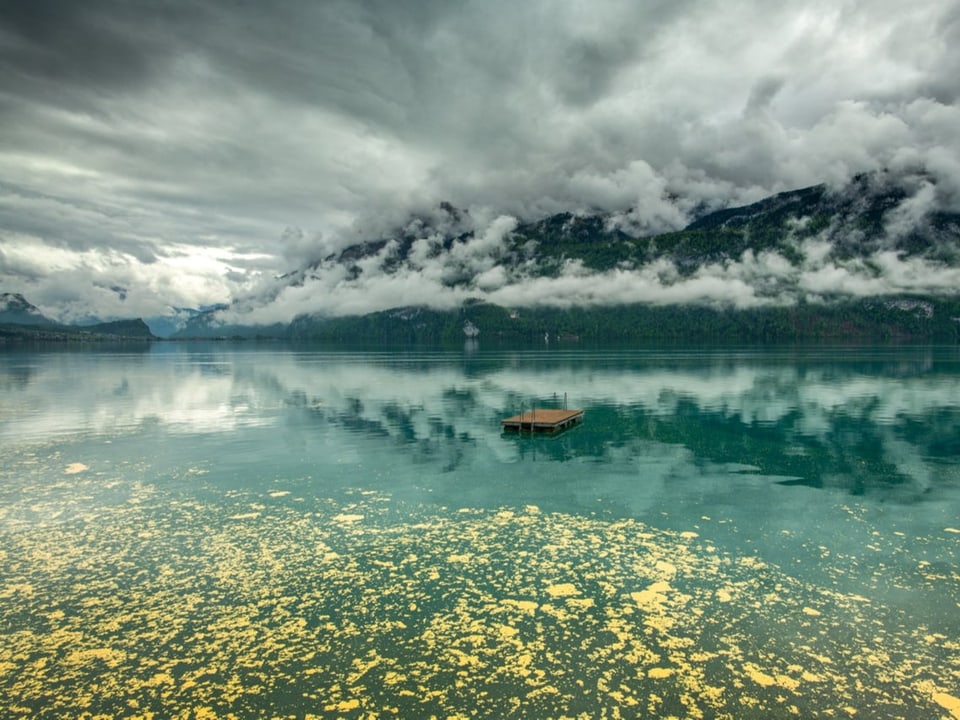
0, 293, 156, 342
84, 319, 155, 338
143, 305, 228, 338
302, 170, 959, 284
173, 170, 960, 340
8, 171, 960, 343
0, 293, 56, 326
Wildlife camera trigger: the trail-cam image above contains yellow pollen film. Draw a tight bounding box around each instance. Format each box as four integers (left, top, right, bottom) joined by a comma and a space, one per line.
545, 583, 580, 598
2, 464, 958, 720
332, 513, 364, 523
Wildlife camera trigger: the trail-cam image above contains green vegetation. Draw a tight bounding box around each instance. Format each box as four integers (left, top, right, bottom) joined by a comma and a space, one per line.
140, 172, 960, 343
0, 319, 156, 343
499, 177, 960, 277
286, 297, 960, 345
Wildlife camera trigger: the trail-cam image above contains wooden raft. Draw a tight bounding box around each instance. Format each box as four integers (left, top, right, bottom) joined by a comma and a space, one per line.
501, 408, 584, 433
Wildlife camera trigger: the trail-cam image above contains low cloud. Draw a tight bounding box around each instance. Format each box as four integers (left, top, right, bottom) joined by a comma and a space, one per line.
213, 179, 960, 326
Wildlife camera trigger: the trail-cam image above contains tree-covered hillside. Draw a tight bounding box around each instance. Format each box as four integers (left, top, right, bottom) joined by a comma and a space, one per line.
299, 171, 959, 283
173, 171, 960, 342
282, 297, 960, 345
497, 173, 960, 278
0, 318, 156, 343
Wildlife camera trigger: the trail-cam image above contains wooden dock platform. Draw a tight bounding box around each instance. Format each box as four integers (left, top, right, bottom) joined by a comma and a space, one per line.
501, 408, 584, 433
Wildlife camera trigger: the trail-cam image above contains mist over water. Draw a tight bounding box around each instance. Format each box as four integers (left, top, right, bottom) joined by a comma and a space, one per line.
1, 343, 958, 717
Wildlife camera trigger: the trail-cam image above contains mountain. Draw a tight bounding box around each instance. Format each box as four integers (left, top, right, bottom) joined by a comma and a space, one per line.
286, 296, 960, 343
299, 170, 960, 284
0, 296, 156, 343
84, 319, 155, 338
173, 170, 960, 342
144, 305, 228, 338
169, 313, 286, 339
0, 293, 56, 326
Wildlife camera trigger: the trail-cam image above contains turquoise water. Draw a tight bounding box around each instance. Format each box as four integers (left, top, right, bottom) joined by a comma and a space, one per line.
1, 343, 959, 718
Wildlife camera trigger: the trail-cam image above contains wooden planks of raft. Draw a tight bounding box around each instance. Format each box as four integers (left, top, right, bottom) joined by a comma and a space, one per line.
501, 408, 584, 433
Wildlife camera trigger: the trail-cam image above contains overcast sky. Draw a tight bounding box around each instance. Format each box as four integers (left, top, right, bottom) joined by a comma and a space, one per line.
2, 0, 960, 323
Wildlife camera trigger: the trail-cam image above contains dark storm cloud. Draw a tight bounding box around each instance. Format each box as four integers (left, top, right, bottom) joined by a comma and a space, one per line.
1, 0, 959, 322
0, 1, 196, 113
0, 3, 150, 84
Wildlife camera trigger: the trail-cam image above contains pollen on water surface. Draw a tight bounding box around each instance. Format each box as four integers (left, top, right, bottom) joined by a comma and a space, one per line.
1, 467, 958, 719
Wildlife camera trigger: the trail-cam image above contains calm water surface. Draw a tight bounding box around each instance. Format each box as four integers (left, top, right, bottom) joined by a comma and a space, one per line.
1, 342, 959, 718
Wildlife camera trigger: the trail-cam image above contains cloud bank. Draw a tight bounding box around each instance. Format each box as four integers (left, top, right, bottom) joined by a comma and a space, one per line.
2, 0, 960, 322
222, 219, 960, 326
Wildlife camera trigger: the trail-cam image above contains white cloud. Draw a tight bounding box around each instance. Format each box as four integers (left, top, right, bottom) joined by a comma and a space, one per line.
1, 0, 959, 321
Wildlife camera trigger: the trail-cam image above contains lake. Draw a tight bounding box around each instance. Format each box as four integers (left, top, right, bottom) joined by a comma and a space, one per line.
1, 342, 959, 718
